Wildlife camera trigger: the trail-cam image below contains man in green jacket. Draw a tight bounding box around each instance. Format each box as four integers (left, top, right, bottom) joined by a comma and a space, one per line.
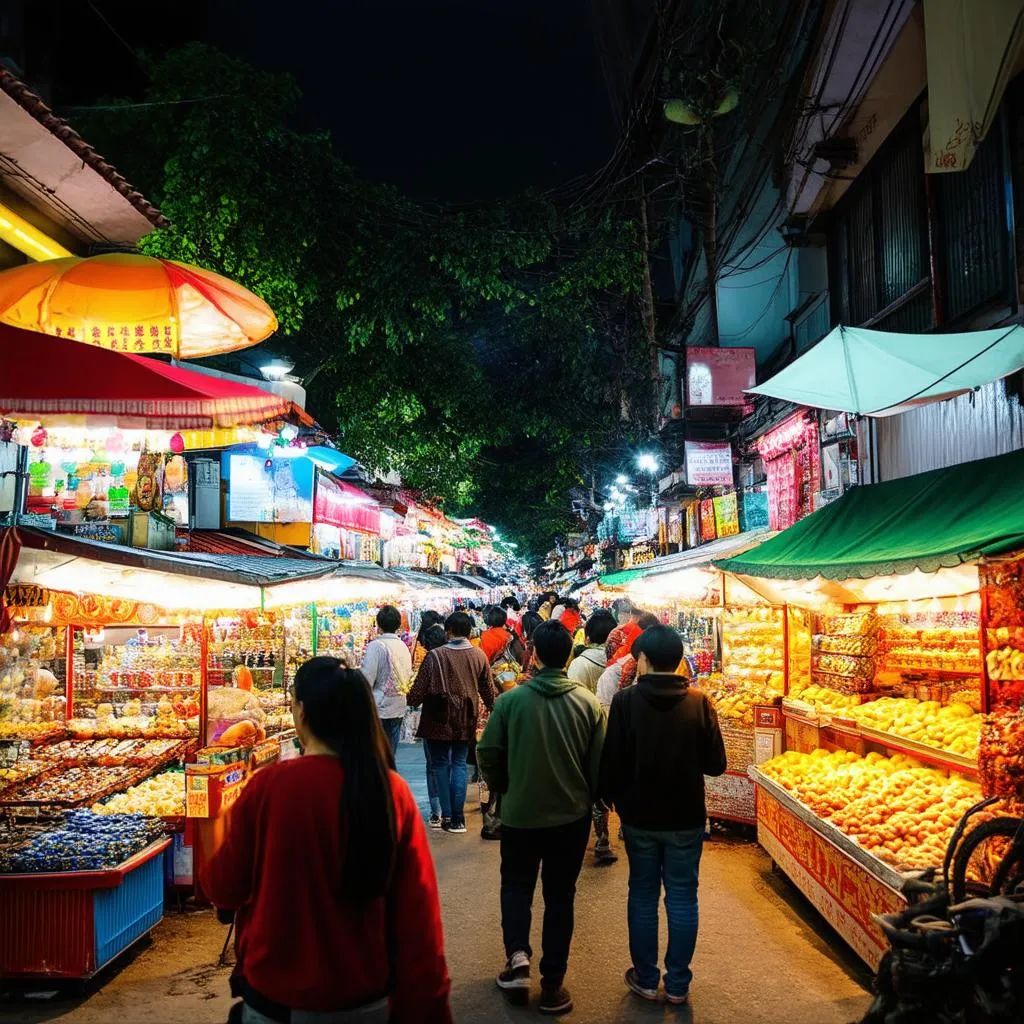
477, 619, 606, 1017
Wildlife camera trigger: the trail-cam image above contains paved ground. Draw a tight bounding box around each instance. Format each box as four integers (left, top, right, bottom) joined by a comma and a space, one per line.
2, 744, 874, 1023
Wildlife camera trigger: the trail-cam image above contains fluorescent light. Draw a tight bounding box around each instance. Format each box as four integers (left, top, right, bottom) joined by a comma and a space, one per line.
0, 201, 73, 261
260, 358, 295, 380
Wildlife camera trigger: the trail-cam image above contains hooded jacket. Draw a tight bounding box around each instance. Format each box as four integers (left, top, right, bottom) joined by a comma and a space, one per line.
477, 668, 606, 829
599, 673, 726, 831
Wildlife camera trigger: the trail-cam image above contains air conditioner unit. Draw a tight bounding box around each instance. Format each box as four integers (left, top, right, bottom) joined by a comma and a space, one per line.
190, 458, 221, 530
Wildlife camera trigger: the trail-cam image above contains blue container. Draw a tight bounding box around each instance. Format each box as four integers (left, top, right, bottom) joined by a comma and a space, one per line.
93, 848, 166, 969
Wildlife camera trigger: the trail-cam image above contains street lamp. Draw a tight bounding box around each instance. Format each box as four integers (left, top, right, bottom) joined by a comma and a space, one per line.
636, 452, 659, 473
615, 474, 629, 485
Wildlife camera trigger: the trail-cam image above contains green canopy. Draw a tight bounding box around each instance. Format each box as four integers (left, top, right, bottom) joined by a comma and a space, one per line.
600, 530, 771, 588
714, 449, 1024, 581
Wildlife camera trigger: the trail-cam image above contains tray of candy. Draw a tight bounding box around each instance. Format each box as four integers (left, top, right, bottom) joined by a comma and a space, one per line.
33, 738, 187, 768
0, 765, 147, 809
0, 759, 52, 795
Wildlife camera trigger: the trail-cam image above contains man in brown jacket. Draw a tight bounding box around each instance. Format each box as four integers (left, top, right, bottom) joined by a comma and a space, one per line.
407, 610, 496, 833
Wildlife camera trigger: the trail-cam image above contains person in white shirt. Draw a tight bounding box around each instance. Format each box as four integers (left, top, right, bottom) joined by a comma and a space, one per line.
567, 611, 616, 694
360, 605, 413, 757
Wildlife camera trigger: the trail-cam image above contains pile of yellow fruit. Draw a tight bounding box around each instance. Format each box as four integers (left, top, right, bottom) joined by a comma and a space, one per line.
92, 770, 185, 817
760, 749, 981, 870
789, 684, 862, 715
850, 697, 980, 757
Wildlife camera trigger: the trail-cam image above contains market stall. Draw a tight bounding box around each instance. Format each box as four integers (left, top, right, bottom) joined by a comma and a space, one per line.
715, 448, 1024, 968
1, 524, 460, 967
598, 529, 781, 824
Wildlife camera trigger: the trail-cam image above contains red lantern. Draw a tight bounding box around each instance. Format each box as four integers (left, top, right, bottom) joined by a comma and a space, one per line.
30, 426, 47, 448
169, 432, 185, 454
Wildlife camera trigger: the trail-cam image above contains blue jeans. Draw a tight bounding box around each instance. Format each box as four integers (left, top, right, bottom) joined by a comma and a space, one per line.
623, 824, 704, 997
424, 741, 442, 817
380, 717, 403, 758
424, 739, 469, 825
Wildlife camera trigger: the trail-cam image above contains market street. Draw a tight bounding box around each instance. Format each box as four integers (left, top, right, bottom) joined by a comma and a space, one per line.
2, 744, 872, 1024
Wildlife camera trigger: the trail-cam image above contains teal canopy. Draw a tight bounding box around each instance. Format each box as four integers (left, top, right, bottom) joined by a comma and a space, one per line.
747, 324, 1024, 415
714, 449, 1024, 580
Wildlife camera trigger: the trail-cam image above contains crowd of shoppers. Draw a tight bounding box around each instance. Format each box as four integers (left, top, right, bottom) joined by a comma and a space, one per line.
211, 593, 725, 1021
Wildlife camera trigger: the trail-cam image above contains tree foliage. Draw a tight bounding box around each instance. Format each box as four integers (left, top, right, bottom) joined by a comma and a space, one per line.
74, 43, 652, 556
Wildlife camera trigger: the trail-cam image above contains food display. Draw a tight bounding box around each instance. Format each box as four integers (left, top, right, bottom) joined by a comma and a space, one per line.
721, 607, 785, 691
93, 769, 185, 818
0, 758, 50, 794
0, 809, 164, 873
785, 683, 862, 717
34, 737, 184, 767
760, 749, 982, 871
0, 764, 139, 807
0, 625, 68, 739
73, 629, 200, 739
206, 686, 266, 746
849, 696, 981, 758
878, 610, 981, 675
313, 605, 379, 665
787, 607, 812, 694
811, 611, 877, 692
979, 709, 1024, 799
706, 677, 780, 727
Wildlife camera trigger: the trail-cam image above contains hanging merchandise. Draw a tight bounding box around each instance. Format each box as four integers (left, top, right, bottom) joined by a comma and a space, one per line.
699, 498, 717, 541
756, 413, 821, 531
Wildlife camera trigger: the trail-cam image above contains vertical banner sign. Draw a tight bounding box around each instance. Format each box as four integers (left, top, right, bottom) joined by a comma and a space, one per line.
699, 499, 717, 541
712, 492, 740, 537
685, 441, 735, 487
741, 490, 770, 532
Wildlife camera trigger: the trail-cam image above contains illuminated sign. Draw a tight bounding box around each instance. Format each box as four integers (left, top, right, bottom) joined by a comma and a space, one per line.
686, 346, 756, 407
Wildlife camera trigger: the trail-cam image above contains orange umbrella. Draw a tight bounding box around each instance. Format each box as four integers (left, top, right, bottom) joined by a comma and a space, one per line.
0, 253, 278, 359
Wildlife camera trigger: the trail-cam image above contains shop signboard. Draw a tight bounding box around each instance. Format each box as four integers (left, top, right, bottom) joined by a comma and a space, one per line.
4, 584, 49, 608
685, 346, 756, 407
225, 452, 313, 524
313, 472, 381, 535
685, 441, 734, 487
712, 492, 740, 538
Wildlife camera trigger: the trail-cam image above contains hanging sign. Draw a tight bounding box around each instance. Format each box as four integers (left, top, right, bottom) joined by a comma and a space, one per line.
685, 441, 734, 487
686, 347, 756, 406
741, 490, 770, 532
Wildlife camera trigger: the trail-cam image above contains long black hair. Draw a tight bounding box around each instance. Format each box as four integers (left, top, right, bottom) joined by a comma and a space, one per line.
416, 609, 444, 649
292, 657, 396, 906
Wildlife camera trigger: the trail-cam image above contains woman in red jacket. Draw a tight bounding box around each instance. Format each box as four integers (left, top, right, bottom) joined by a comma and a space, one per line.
206, 656, 452, 1024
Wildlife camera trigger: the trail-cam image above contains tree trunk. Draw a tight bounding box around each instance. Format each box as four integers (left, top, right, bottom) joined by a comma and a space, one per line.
638, 190, 661, 424
702, 124, 720, 347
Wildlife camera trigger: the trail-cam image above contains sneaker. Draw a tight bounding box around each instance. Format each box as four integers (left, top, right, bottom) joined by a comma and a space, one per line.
539, 984, 573, 1015
594, 841, 618, 865
428, 814, 443, 830
443, 820, 467, 834
496, 951, 530, 1004
625, 968, 659, 1002
665, 990, 689, 1006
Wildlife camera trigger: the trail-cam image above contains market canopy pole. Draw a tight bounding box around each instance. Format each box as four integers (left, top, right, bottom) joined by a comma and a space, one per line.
746, 324, 1024, 416
0, 324, 311, 430
0, 253, 277, 359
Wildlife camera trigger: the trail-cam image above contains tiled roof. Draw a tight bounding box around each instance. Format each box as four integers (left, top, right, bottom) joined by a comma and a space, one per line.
0, 69, 166, 229
180, 529, 298, 557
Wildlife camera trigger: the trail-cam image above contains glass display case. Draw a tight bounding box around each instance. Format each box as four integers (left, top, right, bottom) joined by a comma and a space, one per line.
207, 615, 283, 741
69, 626, 200, 739
0, 625, 68, 743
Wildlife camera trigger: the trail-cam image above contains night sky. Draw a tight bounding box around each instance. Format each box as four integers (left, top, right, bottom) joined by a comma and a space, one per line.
25, 0, 618, 202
